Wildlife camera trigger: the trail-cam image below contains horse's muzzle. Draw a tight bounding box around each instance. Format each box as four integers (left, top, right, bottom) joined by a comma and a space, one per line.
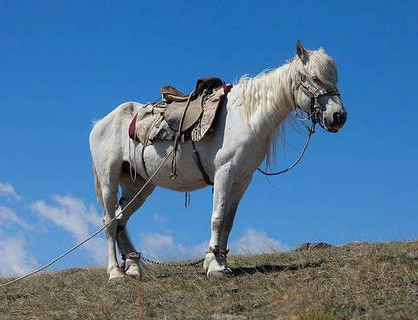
325, 111, 347, 132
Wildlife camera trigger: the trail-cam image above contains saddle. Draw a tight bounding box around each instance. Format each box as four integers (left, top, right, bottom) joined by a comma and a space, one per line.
161, 77, 224, 133
130, 77, 229, 143
129, 76, 232, 184
161, 77, 223, 104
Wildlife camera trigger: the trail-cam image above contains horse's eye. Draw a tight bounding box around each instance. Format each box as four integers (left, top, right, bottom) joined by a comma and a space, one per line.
312, 75, 319, 80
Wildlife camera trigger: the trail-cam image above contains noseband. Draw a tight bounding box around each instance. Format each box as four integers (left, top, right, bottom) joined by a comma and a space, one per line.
297, 75, 340, 127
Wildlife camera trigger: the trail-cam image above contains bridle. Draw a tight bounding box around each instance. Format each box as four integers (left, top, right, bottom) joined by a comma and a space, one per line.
296, 74, 340, 129
256, 73, 340, 176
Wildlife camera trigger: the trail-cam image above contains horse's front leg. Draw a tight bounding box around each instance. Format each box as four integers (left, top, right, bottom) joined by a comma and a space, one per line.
204, 165, 252, 277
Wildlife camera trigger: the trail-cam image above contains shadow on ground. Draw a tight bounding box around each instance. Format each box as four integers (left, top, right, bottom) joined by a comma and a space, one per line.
230, 260, 324, 276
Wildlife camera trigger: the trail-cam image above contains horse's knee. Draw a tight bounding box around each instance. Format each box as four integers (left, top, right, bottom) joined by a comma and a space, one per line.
103, 217, 118, 238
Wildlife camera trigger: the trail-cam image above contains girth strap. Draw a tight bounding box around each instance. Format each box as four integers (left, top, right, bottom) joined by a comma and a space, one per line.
191, 140, 213, 185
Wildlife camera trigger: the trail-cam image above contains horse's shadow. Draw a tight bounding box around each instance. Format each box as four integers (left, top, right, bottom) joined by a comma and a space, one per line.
229, 261, 323, 276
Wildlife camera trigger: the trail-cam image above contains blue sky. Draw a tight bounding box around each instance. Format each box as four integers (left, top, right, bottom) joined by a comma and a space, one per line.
1, 1, 417, 276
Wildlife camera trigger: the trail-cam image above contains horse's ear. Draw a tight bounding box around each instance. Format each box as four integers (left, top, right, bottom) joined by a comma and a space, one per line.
296, 40, 308, 61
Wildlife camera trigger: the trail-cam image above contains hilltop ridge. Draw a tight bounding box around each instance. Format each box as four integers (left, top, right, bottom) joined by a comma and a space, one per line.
1, 240, 418, 320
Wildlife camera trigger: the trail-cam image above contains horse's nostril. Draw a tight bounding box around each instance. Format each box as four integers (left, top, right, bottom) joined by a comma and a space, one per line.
333, 112, 341, 125
332, 111, 347, 127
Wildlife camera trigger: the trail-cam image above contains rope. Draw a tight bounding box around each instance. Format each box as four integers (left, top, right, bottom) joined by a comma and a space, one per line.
141, 256, 204, 268
257, 121, 315, 176
0, 148, 174, 288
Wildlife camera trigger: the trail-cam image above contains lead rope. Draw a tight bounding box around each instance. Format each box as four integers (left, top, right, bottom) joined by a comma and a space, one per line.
257, 113, 316, 176
0, 148, 175, 288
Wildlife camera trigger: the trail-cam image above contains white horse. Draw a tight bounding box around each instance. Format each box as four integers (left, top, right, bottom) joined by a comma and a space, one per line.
89, 41, 347, 281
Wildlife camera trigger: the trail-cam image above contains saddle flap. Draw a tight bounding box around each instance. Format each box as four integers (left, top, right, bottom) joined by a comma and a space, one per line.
164, 95, 204, 132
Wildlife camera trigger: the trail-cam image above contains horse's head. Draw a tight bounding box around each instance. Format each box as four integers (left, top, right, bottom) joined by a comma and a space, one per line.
294, 41, 347, 133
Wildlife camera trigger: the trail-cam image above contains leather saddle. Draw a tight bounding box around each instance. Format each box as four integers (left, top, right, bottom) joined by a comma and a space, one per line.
128, 77, 231, 184
161, 77, 224, 133
161, 77, 223, 104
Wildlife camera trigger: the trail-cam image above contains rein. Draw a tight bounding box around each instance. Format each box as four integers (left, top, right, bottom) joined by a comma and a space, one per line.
256, 115, 316, 176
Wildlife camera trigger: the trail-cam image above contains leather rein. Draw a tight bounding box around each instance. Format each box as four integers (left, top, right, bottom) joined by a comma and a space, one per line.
257, 75, 340, 176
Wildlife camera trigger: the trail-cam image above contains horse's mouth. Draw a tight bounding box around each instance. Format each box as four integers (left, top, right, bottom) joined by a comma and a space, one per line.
325, 127, 339, 133
323, 118, 340, 133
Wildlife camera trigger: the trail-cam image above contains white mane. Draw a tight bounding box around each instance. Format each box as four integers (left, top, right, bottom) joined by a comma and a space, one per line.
238, 49, 338, 168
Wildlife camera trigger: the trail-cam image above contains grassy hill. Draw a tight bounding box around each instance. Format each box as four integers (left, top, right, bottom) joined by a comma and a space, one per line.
1, 241, 418, 320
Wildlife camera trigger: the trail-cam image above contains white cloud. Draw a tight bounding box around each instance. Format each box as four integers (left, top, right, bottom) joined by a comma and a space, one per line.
0, 181, 21, 201
231, 228, 288, 254
141, 232, 173, 253
31, 195, 106, 265
138, 228, 287, 261
152, 213, 167, 224
0, 236, 37, 277
139, 232, 205, 260
0, 206, 31, 229
0, 184, 36, 277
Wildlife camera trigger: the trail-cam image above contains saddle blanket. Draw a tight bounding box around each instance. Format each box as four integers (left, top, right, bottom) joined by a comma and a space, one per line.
129, 85, 230, 146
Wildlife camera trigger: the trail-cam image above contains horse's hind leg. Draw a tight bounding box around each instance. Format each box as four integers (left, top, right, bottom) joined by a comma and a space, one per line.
97, 164, 126, 281
116, 171, 155, 278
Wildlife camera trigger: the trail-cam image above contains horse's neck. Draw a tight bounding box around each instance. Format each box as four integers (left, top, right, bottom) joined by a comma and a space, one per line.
239, 61, 297, 141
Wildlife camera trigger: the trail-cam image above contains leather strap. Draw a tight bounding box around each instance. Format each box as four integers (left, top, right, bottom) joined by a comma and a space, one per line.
121, 251, 141, 261
191, 140, 213, 185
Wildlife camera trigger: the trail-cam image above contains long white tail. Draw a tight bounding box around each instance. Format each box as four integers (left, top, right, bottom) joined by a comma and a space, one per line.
92, 164, 104, 206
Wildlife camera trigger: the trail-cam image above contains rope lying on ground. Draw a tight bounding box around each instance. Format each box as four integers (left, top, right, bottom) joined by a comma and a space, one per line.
140, 255, 204, 267
0, 149, 174, 289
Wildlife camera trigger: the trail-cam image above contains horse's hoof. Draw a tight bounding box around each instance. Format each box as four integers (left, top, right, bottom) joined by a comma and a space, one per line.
123, 258, 143, 279
125, 266, 142, 280
108, 269, 126, 284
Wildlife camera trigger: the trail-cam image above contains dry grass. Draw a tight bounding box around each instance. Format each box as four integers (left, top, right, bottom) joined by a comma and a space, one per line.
1, 241, 418, 320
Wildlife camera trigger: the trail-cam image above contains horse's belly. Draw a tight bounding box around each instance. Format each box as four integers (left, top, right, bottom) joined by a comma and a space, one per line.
136, 142, 213, 192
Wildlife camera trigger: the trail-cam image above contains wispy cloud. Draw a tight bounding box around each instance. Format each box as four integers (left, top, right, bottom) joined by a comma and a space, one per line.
0, 198, 36, 276
31, 195, 106, 265
231, 228, 288, 254
0, 181, 21, 201
0, 206, 32, 229
139, 232, 205, 260
0, 236, 37, 277
138, 228, 287, 261
152, 213, 167, 224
